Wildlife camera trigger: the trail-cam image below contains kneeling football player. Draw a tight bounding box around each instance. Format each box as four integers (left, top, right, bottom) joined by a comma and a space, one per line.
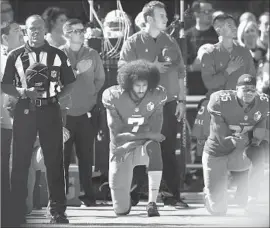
203, 74, 269, 215
102, 60, 167, 217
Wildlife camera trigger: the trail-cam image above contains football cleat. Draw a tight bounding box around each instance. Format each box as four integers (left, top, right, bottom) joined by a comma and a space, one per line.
146, 202, 160, 217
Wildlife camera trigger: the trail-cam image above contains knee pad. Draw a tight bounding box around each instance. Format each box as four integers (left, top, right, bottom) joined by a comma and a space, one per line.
144, 141, 163, 171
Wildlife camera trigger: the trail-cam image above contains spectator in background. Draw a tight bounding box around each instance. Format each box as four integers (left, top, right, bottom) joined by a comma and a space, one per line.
119, 0, 188, 209
237, 20, 264, 70
135, 11, 146, 31
1, 0, 14, 26
201, 13, 256, 95
212, 10, 225, 21
257, 12, 269, 52
1, 21, 24, 228
61, 19, 105, 206
42, 7, 68, 47
185, 0, 219, 95
239, 12, 257, 24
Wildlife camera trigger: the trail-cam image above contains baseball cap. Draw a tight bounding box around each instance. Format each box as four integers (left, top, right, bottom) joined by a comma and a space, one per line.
236, 74, 256, 87
25, 62, 49, 89
25, 62, 49, 77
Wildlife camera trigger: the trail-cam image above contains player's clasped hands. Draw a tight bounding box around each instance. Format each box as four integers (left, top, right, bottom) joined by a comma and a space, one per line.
111, 141, 137, 163
153, 56, 171, 74
226, 56, 244, 75
231, 133, 250, 149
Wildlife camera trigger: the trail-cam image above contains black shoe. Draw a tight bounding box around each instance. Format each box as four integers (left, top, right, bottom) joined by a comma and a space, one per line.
130, 191, 140, 206
50, 213, 69, 224
146, 202, 160, 217
79, 195, 96, 207
175, 199, 189, 209
162, 195, 189, 208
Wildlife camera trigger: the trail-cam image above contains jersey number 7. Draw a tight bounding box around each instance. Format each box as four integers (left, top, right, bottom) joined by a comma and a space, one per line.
128, 117, 145, 132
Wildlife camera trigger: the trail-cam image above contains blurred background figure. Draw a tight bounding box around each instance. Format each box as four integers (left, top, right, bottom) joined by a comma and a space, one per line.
237, 20, 264, 69
1, 20, 24, 227
103, 9, 133, 39
185, 0, 218, 96
239, 12, 257, 24
1, 0, 14, 26
257, 12, 269, 52
212, 10, 225, 21
42, 7, 68, 47
134, 11, 146, 31
257, 45, 270, 95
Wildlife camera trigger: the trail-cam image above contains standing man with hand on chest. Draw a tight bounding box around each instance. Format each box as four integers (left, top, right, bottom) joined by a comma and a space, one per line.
118, 0, 188, 208
60, 19, 105, 206
201, 13, 256, 96
1, 15, 76, 225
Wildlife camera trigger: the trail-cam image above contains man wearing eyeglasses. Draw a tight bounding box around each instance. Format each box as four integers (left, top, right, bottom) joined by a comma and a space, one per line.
61, 19, 105, 207
186, 0, 218, 95
1, 15, 76, 225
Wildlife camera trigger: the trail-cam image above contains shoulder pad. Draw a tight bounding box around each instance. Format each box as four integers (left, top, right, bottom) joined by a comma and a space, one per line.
207, 91, 225, 116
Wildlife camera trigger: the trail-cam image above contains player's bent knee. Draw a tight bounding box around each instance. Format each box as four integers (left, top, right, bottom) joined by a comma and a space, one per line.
114, 205, 131, 216
145, 141, 163, 171
111, 188, 131, 215
204, 195, 227, 216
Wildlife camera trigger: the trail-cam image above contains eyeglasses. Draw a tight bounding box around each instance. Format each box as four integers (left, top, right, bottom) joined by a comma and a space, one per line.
66, 28, 85, 35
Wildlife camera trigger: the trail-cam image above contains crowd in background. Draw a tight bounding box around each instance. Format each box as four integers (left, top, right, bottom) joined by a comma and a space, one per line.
1, 0, 269, 226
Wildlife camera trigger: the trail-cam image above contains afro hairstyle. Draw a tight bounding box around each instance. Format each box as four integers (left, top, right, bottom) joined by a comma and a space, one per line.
117, 59, 160, 92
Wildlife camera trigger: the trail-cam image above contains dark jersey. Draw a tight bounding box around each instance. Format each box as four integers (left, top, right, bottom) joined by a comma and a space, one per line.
102, 85, 167, 147
204, 90, 269, 156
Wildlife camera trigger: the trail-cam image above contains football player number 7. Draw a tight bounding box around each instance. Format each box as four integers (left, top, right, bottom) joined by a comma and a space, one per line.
128, 117, 145, 132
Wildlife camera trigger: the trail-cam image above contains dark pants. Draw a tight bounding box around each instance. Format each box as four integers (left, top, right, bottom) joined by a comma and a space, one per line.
131, 100, 182, 201
1, 128, 12, 226
160, 101, 181, 199
64, 113, 95, 200
11, 99, 65, 220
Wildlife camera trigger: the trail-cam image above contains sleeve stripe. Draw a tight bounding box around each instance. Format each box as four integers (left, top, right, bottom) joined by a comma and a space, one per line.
53, 54, 62, 67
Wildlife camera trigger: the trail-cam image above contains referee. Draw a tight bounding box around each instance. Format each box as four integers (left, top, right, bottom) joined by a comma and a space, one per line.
1, 15, 75, 225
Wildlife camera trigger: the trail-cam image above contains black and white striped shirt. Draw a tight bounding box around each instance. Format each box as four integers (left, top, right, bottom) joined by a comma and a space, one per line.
1, 41, 76, 98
